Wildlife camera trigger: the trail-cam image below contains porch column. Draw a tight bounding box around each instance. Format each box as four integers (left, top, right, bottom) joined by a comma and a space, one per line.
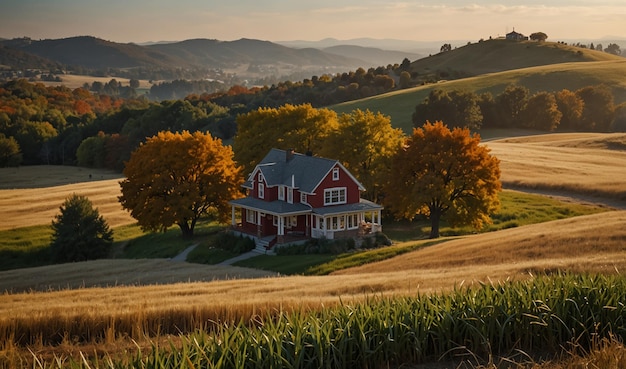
277, 215, 285, 244
231, 205, 236, 227
257, 211, 262, 237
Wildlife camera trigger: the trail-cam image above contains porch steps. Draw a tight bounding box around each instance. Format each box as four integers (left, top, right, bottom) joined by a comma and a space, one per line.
255, 235, 277, 255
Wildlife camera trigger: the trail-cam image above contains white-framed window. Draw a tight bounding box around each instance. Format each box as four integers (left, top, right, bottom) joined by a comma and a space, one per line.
278, 186, 285, 201
258, 183, 264, 199
324, 187, 347, 205
300, 193, 307, 204
273, 215, 278, 226
246, 210, 257, 224
325, 215, 345, 231
347, 214, 359, 229
287, 187, 293, 204
286, 216, 297, 228
332, 167, 340, 181
258, 172, 264, 182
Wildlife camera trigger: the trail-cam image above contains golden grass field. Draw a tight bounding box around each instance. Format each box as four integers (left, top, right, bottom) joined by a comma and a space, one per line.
1, 132, 626, 365
0, 166, 135, 231
0, 133, 625, 302
38, 74, 154, 90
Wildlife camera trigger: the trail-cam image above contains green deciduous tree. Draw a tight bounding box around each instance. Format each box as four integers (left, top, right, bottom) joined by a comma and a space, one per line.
555, 89, 584, 131
384, 121, 501, 239
576, 85, 615, 131
604, 43, 621, 55
412, 89, 483, 130
520, 92, 562, 131
76, 132, 106, 168
119, 131, 242, 238
529, 32, 548, 42
496, 85, 530, 127
50, 194, 113, 262
0, 134, 22, 167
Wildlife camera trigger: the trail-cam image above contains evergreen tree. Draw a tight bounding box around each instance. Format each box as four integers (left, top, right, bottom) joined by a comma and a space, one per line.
50, 194, 113, 262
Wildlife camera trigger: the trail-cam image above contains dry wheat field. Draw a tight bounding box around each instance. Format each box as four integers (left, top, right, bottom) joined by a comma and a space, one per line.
0, 166, 135, 230
0, 133, 625, 316
1, 132, 626, 367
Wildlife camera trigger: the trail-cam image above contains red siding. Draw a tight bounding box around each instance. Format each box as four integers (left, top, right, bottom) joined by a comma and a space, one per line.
308, 164, 360, 208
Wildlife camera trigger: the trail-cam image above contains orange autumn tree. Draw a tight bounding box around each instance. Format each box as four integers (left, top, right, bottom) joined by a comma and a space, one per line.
384, 121, 501, 239
119, 131, 242, 238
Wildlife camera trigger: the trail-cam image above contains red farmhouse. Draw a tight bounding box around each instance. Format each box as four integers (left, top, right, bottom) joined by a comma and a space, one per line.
229, 149, 383, 251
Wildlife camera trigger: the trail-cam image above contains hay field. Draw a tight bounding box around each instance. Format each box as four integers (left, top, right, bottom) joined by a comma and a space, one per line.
2, 211, 625, 321
38, 74, 153, 89
0, 166, 134, 230
486, 133, 626, 203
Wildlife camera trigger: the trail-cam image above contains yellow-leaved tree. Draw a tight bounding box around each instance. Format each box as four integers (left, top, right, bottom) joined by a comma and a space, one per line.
384, 121, 501, 238
318, 109, 404, 202
233, 103, 338, 175
119, 131, 242, 238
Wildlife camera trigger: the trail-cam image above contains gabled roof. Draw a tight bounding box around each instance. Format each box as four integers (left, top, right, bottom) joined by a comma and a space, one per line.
244, 148, 365, 193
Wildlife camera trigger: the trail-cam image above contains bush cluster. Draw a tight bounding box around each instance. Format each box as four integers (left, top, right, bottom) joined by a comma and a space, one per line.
275, 233, 392, 256
211, 232, 255, 254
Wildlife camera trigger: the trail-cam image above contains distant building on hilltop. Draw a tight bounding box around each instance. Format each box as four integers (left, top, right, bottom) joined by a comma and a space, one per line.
506, 29, 528, 41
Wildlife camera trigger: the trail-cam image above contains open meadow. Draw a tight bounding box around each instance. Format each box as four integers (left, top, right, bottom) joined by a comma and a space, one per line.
1, 132, 626, 367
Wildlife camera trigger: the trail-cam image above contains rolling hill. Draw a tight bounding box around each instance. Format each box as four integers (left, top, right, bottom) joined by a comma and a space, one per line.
332, 41, 626, 133
0, 36, 369, 72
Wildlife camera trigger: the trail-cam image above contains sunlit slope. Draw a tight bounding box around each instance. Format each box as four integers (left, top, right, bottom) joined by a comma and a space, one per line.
331, 60, 626, 133
410, 39, 622, 77
334, 210, 626, 278
487, 133, 626, 201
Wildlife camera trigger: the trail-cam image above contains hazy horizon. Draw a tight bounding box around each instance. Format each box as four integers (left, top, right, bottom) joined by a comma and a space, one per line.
1, 1, 625, 45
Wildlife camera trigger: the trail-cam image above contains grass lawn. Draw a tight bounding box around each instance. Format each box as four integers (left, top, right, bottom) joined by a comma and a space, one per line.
235, 254, 337, 275
0, 225, 53, 271
0, 190, 609, 273
120, 221, 224, 259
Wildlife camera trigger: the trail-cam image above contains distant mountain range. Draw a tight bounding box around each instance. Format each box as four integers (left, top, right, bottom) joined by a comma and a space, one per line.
0, 36, 423, 77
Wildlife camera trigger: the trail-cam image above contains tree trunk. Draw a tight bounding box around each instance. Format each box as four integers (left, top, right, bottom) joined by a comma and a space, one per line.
178, 222, 194, 239
429, 208, 441, 239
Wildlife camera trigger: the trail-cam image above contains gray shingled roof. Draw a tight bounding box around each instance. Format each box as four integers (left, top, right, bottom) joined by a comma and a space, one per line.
229, 197, 311, 215
312, 199, 383, 216
245, 149, 364, 193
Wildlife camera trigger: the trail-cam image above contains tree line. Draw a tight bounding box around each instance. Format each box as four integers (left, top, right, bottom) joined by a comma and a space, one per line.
1, 79, 625, 169
413, 84, 626, 132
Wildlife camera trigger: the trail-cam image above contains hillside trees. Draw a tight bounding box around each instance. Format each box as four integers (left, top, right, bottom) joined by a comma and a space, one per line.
496, 85, 530, 127
530, 32, 548, 42
0, 133, 22, 167
385, 121, 501, 239
520, 92, 562, 131
50, 194, 113, 262
413, 89, 483, 130
576, 85, 615, 131
119, 131, 242, 238
555, 89, 584, 131
604, 43, 622, 55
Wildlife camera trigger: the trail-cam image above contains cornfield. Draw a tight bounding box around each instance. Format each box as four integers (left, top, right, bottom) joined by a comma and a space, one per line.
11, 273, 626, 368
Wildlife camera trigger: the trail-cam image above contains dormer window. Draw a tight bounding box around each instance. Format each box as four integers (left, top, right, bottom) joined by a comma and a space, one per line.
332, 167, 339, 181
278, 186, 285, 201
287, 187, 293, 204
258, 183, 264, 199
300, 193, 307, 204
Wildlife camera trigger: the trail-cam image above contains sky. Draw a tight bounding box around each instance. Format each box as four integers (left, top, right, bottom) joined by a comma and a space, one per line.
1, 0, 625, 44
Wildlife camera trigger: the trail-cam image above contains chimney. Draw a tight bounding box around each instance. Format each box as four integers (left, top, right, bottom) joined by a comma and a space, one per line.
286, 148, 295, 162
